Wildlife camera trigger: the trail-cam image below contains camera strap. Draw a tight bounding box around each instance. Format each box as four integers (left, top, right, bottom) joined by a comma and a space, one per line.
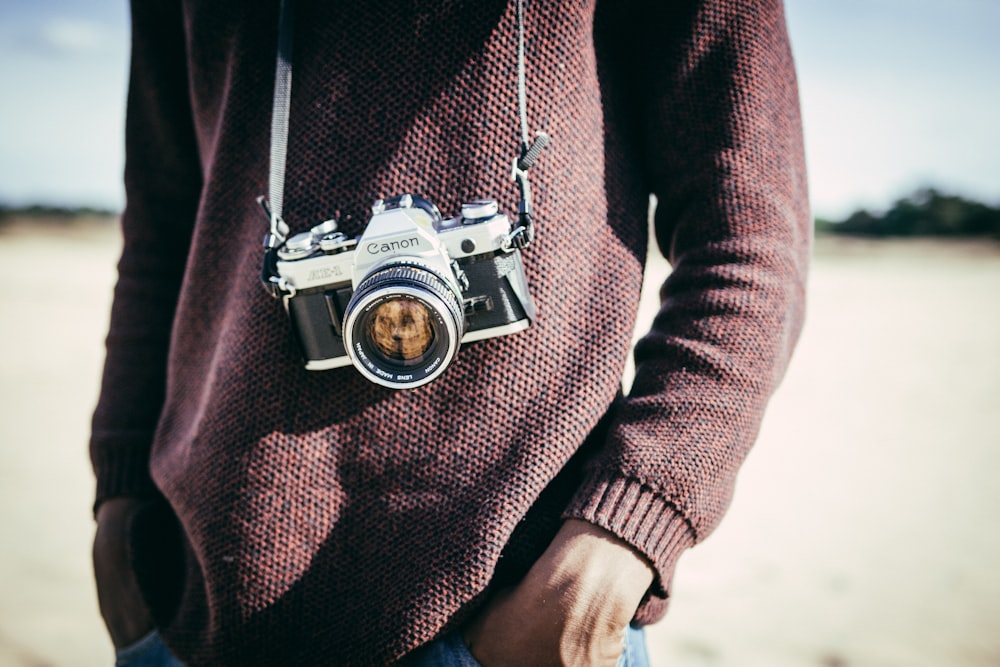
506, 0, 550, 252
259, 0, 294, 297
261, 0, 295, 253
260, 0, 547, 293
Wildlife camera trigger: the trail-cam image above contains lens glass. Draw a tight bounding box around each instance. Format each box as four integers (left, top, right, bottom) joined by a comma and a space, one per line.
368, 298, 435, 362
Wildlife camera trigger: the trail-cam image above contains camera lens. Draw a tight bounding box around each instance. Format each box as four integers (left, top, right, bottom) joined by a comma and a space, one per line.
343, 263, 465, 388
369, 299, 435, 361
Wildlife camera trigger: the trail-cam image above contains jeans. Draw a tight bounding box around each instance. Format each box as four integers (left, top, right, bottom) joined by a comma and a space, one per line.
113, 625, 651, 666
114, 631, 185, 667
407, 626, 650, 667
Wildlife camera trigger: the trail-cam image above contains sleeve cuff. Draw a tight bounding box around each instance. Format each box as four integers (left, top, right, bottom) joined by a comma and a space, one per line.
90, 434, 160, 513
563, 473, 696, 600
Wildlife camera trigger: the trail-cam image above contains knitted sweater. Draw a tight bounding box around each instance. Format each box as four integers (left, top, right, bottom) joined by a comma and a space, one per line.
90, 0, 810, 664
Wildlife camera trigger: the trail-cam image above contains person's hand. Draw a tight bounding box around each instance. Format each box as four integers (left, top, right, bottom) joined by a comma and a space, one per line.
463, 519, 655, 667
93, 497, 155, 648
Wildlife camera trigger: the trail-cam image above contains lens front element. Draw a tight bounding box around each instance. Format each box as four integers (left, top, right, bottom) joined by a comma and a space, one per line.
343, 263, 465, 388
369, 298, 435, 362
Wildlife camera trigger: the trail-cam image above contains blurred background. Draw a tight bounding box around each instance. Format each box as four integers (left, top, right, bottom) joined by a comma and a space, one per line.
1, 1, 997, 665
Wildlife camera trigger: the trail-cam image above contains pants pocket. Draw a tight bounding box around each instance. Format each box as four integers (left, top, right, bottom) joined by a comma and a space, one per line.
616, 626, 651, 667
114, 630, 185, 667
404, 632, 483, 667
443, 633, 484, 667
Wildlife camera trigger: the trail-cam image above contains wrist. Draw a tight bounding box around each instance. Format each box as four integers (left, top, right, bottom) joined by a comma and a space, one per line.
533, 519, 654, 623
93, 496, 156, 648
463, 520, 655, 666
96, 496, 146, 525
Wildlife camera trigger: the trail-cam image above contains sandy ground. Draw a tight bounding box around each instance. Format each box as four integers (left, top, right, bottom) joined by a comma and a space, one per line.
0, 220, 998, 666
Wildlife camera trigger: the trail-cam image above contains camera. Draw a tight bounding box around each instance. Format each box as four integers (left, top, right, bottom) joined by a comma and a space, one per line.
270, 194, 536, 388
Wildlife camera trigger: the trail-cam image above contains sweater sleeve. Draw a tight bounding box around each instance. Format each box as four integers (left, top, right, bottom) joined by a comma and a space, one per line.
89, 0, 202, 510
564, 0, 811, 602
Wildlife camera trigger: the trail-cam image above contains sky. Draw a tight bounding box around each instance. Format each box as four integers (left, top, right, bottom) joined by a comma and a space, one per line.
0, 1, 997, 220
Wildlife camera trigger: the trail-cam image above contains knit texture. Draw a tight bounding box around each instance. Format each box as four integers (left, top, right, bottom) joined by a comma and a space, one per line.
90, 0, 810, 664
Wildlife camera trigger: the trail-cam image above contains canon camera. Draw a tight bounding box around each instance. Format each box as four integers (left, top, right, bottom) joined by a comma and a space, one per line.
268, 194, 536, 388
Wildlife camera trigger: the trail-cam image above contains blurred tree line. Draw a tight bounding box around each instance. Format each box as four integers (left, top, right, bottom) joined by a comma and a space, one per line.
4, 190, 1000, 238
816, 188, 1000, 238
0, 203, 116, 221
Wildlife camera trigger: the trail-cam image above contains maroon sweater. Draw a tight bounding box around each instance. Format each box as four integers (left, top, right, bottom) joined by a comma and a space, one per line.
91, 0, 809, 664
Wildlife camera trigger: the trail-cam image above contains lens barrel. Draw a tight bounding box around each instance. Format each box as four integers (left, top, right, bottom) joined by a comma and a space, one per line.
343, 263, 465, 388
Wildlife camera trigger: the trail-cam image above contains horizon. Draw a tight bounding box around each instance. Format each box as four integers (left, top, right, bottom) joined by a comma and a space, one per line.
5, 184, 1000, 225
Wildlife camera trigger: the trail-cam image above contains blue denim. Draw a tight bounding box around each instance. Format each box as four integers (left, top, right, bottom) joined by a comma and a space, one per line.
407, 625, 650, 667
114, 631, 185, 667
617, 626, 651, 667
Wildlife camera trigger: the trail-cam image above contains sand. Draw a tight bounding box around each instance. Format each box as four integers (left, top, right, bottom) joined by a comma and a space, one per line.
1, 220, 998, 666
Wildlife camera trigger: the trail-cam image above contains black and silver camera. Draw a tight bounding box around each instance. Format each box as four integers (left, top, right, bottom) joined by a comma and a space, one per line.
267, 194, 536, 388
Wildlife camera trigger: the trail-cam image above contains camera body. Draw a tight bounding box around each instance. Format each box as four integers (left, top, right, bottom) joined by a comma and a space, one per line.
272, 194, 536, 388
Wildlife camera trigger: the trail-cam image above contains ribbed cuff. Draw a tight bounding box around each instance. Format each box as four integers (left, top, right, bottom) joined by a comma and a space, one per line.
90, 434, 159, 514
563, 473, 696, 599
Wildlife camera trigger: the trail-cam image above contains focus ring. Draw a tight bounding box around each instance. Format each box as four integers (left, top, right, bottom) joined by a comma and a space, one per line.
349, 263, 465, 336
